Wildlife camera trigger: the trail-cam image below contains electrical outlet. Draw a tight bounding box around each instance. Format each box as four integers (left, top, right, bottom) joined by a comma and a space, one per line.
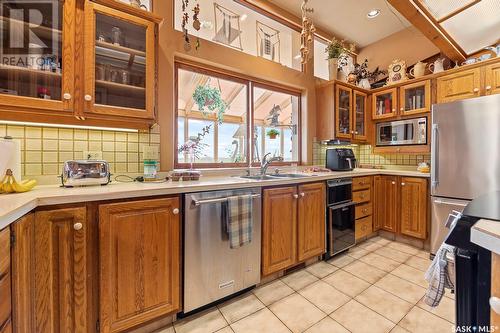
83, 151, 103, 160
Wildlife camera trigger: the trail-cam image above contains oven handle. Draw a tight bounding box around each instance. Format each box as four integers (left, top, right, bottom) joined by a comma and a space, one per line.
329, 201, 356, 210
327, 180, 353, 187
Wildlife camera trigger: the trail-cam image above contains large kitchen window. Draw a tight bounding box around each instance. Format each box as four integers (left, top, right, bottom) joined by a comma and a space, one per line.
175, 64, 300, 168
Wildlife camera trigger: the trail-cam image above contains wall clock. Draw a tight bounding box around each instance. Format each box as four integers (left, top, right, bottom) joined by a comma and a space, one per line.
387, 59, 408, 85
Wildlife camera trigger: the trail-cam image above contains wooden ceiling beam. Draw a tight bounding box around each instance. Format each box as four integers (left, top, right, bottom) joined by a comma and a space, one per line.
225, 85, 245, 108
387, 0, 467, 62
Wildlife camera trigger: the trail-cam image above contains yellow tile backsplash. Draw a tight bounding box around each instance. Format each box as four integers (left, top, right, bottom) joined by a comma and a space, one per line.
312, 141, 430, 168
0, 124, 160, 180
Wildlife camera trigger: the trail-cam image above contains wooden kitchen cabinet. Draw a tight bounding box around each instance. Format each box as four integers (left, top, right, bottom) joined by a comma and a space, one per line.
297, 182, 326, 261
436, 68, 481, 103
399, 80, 431, 116
336, 85, 353, 139
262, 182, 326, 276
374, 175, 398, 233
492, 253, 500, 328
0, 227, 11, 333
353, 176, 374, 241
372, 88, 398, 120
400, 177, 428, 239
485, 62, 500, 96
99, 197, 180, 333
262, 186, 298, 276
353, 91, 368, 141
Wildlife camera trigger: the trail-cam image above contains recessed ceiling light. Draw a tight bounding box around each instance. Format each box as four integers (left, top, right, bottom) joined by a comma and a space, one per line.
240, 14, 248, 21
367, 9, 381, 19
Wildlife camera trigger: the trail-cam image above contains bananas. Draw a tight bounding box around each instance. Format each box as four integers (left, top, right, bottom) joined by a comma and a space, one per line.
0, 169, 37, 194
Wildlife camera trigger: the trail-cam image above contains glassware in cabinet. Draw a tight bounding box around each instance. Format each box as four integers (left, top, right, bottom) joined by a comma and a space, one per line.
400, 80, 430, 115
372, 88, 397, 120
336, 86, 352, 139
353, 91, 367, 140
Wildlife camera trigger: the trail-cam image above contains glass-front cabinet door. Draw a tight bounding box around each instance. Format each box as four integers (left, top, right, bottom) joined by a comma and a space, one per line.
400, 80, 430, 115
372, 88, 397, 120
335, 85, 352, 139
353, 91, 367, 141
84, 2, 155, 119
0, 0, 73, 112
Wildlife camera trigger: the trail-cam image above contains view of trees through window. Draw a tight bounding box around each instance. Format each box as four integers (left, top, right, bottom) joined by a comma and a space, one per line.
176, 65, 300, 167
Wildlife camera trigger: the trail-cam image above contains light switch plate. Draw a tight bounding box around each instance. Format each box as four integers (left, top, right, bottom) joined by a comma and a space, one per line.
83, 151, 103, 160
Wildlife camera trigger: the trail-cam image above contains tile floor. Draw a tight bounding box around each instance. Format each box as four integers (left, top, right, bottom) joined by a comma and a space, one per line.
158, 237, 455, 333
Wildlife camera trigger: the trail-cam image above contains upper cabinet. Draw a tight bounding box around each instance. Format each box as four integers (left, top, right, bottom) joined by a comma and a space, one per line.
399, 80, 431, 116
335, 85, 352, 139
436, 68, 481, 103
485, 62, 500, 96
0, 0, 160, 129
353, 91, 368, 141
372, 88, 397, 120
83, 2, 156, 120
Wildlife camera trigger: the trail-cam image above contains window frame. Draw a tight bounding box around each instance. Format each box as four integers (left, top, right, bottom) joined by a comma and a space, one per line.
174, 62, 302, 169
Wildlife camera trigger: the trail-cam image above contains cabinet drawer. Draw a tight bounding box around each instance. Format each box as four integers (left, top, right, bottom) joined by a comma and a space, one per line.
0, 228, 9, 276
0, 273, 11, 330
353, 189, 371, 204
353, 176, 372, 191
355, 203, 372, 219
355, 216, 373, 240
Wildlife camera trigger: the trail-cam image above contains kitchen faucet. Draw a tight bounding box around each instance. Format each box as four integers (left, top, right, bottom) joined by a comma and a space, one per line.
260, 153, 284, 175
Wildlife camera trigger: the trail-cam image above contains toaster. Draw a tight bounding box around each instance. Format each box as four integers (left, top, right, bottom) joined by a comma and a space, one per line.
60, 160, 111, 187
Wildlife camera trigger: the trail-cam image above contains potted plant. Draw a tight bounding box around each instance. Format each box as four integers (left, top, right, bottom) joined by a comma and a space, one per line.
193, 85, 227, 123
325, 38, 348, 80
266, 129, 280, 140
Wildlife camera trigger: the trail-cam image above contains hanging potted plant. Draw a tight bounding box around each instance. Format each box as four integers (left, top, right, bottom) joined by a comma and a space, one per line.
325, 38, 348, 80
193, 84, 227, 123
266, 129, 280, 140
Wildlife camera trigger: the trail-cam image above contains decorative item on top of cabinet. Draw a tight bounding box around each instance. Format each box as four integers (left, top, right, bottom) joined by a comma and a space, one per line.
0, 227, 11, 333
387, 59, 408, 85
485, 62, 500, 95
436, 67, 481, 103
372, 88, 398, 119
99, 197, 180, 333
352, 176, 374, 241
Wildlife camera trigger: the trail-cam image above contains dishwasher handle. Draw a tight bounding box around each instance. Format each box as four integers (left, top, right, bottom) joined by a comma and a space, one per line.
192, 193, 261, 206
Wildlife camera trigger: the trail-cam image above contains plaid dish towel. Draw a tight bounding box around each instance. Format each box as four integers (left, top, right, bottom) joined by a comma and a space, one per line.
225, 194, 254, 249
424, 244, 455, 307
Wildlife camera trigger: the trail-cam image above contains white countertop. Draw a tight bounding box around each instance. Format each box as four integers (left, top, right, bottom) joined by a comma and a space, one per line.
471, 219, 500, 255
0, 168, 429, 230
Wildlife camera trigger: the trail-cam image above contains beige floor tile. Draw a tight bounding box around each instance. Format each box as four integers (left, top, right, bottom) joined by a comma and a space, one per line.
358, 241, 384, 252
399, 307, 455, 333
375, 274, 426, 304
253, 280, 294, 306
347, 246, 370, 259
390, 326, 410, 333
391, 264, 428, 288
343, 260, 387, 283
445, 290, 456, 300
215, 327, 234, 333
281, 270, 319, 291
368, 236, 392, 246
218, 293, 265, 324
230, 308, 290, 333
359, 253, 400, 272
415, 249, 431, 260
417, 295, 455, 323
327, 253, 356, 268
269, 293, 326, 333
306, 261, 339, 278
304, 317, 350, 333
174, 308, 228, 333
405, 256, 431, 272
298, 280, 351, 314
331, 300, 395, 333
155, 325, 175, 333
323, 270, 370, 297
355, 286, 413, 323
386, 242, 421, 255
374, 246, 412, 263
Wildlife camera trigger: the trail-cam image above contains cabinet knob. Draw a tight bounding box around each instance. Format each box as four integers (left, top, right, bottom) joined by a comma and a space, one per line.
293, 194, 299, 199
391, 181, 396, 185
355, 131, 359, 135
392, 108, 395, 112
400, 107, 404, 111
490, 296, 500, 314
73, 222, 83, 231
351, 131, 354, 134
173, 208, 179, 215
300, 192, 305, 197
362, 209, 368, 213
401, 182, 406, 186
84, 94, 93, 102
473, 88, 479, 93
486, 85, 492, 91
63, 93, 72, 100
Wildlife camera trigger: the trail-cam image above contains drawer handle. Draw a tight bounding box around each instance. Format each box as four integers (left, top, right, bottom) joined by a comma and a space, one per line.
473, 88, 479, 93
401, 182, 406, 186
362, 209, 368, 213
391, 181, 396, 185
300, 192, 305, 197
293, 194, 299, 199
73, 222, 83, 231
486, 85, 492, 91
173, 208, 180, 215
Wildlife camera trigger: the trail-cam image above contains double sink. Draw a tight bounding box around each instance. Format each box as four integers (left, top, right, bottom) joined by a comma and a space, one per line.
240, 173, 312, 181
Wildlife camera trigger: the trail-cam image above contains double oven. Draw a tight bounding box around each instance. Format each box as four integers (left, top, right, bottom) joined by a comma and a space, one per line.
326, 178, 355, 257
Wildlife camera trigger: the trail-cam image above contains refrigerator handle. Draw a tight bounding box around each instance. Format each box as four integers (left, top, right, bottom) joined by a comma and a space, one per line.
431, 124, 439, 188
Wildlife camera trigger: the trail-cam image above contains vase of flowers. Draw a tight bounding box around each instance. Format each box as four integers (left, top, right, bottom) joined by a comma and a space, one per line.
267, 129, 280, 140
325, 38, 348, 80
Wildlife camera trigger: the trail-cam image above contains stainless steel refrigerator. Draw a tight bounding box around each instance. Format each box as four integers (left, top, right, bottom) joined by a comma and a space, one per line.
430, 94, 500, 254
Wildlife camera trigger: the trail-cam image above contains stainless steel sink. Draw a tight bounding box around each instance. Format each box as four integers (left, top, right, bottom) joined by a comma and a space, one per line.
240, 175, 279, 180
269, 173, 310, 178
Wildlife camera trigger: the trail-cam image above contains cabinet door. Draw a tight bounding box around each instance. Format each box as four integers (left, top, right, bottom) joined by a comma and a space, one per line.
492, 253, 500, 328
335, 85, 352, 139
436, 68, 481, 103
400, 80, 431, 115
485, 63, 500, 96
374, 176, 398, 233
33, 207, 90, 333
262, 186, 297, 275
0, 228, 11, 333
372, 88, 397, 119
84, 2, 155, 120
0, 0, 75, 113
99, 197, 180, 333
400, 177, 428, 239
353, 90, 368, 141
297, 182, 326, 262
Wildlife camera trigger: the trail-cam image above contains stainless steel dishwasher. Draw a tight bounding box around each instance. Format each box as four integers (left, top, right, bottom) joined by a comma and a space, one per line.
183, 188, 262, 313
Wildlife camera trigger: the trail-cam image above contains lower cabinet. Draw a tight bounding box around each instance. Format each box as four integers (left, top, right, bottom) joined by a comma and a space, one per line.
353, 176, 374, 240
374, 175, 428, 239
99, 197, 181, 333
0, 227, 11, 333
262, 182, 326, 276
